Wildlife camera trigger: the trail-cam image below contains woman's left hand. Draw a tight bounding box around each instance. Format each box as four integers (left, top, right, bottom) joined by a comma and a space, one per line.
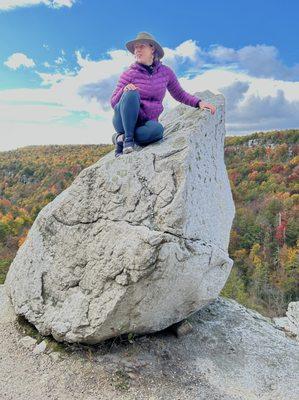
198, 101, 216, 115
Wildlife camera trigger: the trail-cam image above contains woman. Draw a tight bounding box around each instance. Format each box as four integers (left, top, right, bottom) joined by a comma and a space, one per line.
110, 32, 216, 157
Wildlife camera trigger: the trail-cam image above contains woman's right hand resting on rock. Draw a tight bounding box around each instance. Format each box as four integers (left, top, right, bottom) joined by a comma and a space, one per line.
123, 83, 139, 92
198, 101, 216, 115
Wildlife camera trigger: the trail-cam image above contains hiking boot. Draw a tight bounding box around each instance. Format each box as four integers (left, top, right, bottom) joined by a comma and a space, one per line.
123, 141, 134, 154
114, 138, 124, 157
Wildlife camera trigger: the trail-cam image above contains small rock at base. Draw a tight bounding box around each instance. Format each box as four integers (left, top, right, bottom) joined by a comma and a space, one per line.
19, 335, 37, 349
33, 339, 47, 354
170, 319, 194, 337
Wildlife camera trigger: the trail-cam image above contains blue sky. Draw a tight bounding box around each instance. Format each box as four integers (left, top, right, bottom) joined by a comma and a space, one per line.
0, 0, 298, 151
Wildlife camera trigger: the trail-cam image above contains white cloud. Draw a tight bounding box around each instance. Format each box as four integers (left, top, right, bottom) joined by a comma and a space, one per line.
208, 44, 299, 81
0, 102, 70, 123
0, 41, 298, 151
35, 70, 76, 85
0, 119, 110, 151
51, 0, 75, 7
54, 56, 65, 65
4, 52, 35, 70
0, 0, 76, 11
162, 39, 202, 70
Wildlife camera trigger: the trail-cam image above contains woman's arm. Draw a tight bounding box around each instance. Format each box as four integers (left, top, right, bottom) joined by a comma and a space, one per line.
166, 67, 201, 107
110, 70, 131, 109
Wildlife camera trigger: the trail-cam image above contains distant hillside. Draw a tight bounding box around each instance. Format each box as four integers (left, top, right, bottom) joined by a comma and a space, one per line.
0, 130, 298, 317
223, 129, 298, 316
0, 143, 113, 284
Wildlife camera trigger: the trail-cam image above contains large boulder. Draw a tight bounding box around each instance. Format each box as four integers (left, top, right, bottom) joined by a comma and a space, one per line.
4, 90, 236, 344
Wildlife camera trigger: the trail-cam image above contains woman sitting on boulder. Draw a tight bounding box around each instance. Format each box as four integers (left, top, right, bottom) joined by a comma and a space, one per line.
110, 31, 216, 157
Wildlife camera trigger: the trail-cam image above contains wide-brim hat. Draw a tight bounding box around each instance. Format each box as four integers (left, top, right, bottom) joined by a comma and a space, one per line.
125, 32, 164, 60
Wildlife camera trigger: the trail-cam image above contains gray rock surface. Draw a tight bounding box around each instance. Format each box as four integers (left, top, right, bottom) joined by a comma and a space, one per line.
1, 285, 298, 400
4, 90, 235, 344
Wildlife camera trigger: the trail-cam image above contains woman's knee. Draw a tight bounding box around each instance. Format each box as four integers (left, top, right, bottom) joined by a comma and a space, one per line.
120, 89, 140, 103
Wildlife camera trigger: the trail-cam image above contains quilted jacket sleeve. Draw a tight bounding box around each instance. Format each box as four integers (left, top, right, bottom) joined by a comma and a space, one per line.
110, 69, 132, 109
167, 67, 201, 108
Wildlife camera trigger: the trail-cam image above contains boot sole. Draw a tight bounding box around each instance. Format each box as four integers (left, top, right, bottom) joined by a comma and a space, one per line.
123, 147, 133, 154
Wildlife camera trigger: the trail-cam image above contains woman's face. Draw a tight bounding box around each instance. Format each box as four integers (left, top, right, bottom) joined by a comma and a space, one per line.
134, 42, 155, 64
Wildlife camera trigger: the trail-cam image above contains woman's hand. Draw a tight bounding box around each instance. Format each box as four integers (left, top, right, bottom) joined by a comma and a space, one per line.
198, 101, 216, 115
123, 83, 139, 92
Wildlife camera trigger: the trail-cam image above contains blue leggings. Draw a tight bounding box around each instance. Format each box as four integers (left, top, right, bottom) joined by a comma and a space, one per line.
112, 89, 164, 146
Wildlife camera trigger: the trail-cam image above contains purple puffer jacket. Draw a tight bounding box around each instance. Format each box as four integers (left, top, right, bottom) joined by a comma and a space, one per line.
110, 59, 201, 123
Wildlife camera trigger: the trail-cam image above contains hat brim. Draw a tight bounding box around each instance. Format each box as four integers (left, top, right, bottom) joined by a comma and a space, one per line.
125, 38, 164, 59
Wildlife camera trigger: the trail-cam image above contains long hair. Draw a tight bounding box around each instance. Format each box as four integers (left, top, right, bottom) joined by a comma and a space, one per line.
150, 44, 160, 62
